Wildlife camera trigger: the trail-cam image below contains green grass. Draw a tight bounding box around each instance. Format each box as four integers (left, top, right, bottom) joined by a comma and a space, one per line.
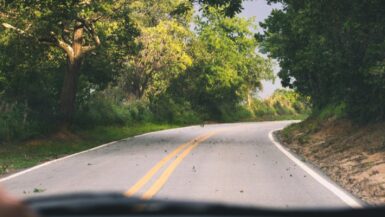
0, 123, 180, 175
0, 114, 307, 176
313, 103, 347, 120
240, 113, 309, 122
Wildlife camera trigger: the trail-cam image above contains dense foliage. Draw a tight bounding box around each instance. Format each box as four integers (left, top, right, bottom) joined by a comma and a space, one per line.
253, 89, 310, 117
163, 7, 274, 120
260, 0, 385, 121
0, 0, 309, 143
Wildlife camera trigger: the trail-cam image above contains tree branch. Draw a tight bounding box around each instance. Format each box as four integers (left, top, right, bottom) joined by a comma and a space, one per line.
81, 23, 101, 55
1, 22, 74, 57
49, 31, 74, 58
1, 22, 32, 37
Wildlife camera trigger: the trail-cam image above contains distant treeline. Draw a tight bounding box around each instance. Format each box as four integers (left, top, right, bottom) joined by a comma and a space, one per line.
261, 0, 385, 121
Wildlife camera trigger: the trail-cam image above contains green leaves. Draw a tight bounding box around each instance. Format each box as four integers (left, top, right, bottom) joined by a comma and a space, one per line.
165, 7, 273, 119
122, 20, 192, 98
261, 0, 385, 121
129, 0, 193, 27
195, 0, 244, 17
1, 0, 284, 140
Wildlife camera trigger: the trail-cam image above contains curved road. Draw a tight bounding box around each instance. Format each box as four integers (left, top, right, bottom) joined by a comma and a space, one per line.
0, 121, 361, 208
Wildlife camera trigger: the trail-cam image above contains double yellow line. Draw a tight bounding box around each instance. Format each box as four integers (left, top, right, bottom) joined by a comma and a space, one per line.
124, 131, 217, 200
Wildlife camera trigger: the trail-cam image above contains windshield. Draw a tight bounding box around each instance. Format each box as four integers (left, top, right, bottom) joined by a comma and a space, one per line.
0, 0, 383, 213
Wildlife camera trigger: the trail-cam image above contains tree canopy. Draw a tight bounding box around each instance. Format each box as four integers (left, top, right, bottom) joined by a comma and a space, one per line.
0, 0, 137, 125
260, 0, 385, 121
0, 0, 282, 142
122, 20, 193, 99
163, 7, 273, 119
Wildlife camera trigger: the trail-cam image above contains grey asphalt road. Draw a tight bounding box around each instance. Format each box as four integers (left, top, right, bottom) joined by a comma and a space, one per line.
0, 121, 359, 208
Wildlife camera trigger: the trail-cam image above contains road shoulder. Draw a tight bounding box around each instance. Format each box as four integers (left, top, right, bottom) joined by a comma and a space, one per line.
269, 129, 363, 208
276, 118, 385, 205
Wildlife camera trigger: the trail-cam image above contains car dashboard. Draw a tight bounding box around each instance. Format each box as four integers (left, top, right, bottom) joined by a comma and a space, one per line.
24, 193, 383, 217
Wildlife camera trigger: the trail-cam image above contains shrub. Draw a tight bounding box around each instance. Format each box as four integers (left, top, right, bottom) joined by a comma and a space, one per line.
74, 96, 132, 127
219, 105, 254, 122
150, 95, 201, 124
250, 89, 310, 118
127, 101, 154, 122
0, 103, 44, 143
314, 103, 347, 120
251, 100, 276, 117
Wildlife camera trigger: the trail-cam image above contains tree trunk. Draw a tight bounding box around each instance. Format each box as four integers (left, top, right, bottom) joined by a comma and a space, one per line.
2, 19, 100, 129
59, 26, 84, 127
59, 58, 81, 126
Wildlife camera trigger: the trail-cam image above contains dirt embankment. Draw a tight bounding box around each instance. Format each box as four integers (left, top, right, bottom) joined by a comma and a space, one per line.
277, 118, 385, 205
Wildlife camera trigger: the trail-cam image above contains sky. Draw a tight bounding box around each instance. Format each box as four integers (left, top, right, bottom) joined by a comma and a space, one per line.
239, 0, 283, 98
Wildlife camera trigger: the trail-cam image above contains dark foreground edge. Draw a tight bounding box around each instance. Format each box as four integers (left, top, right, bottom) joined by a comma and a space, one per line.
25, 193, 382, 217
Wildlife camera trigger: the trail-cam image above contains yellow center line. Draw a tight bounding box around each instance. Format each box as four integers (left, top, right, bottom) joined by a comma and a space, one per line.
141, 132, 217, 200
124, 133, 212, 197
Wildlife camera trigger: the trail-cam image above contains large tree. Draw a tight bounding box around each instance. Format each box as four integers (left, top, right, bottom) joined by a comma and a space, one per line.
168, 7, 273, 119
0, 0, 133, 126
261, 0, 385, 121
0, 0, 245, 127
124, 20, 192, 99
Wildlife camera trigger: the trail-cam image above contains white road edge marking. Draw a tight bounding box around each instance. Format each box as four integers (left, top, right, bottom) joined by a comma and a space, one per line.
269, 129, 362, 208
0, 141, 117, 183
0, 126, 194, 183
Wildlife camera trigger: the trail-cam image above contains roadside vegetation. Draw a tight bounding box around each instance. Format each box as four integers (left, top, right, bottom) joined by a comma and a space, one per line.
249, 89, 309, 121
0, 1, 309, 175
261, 1, 385, 122
0, 88, 307, 176
261, 0, 385, 204
0, 123, 178, 175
